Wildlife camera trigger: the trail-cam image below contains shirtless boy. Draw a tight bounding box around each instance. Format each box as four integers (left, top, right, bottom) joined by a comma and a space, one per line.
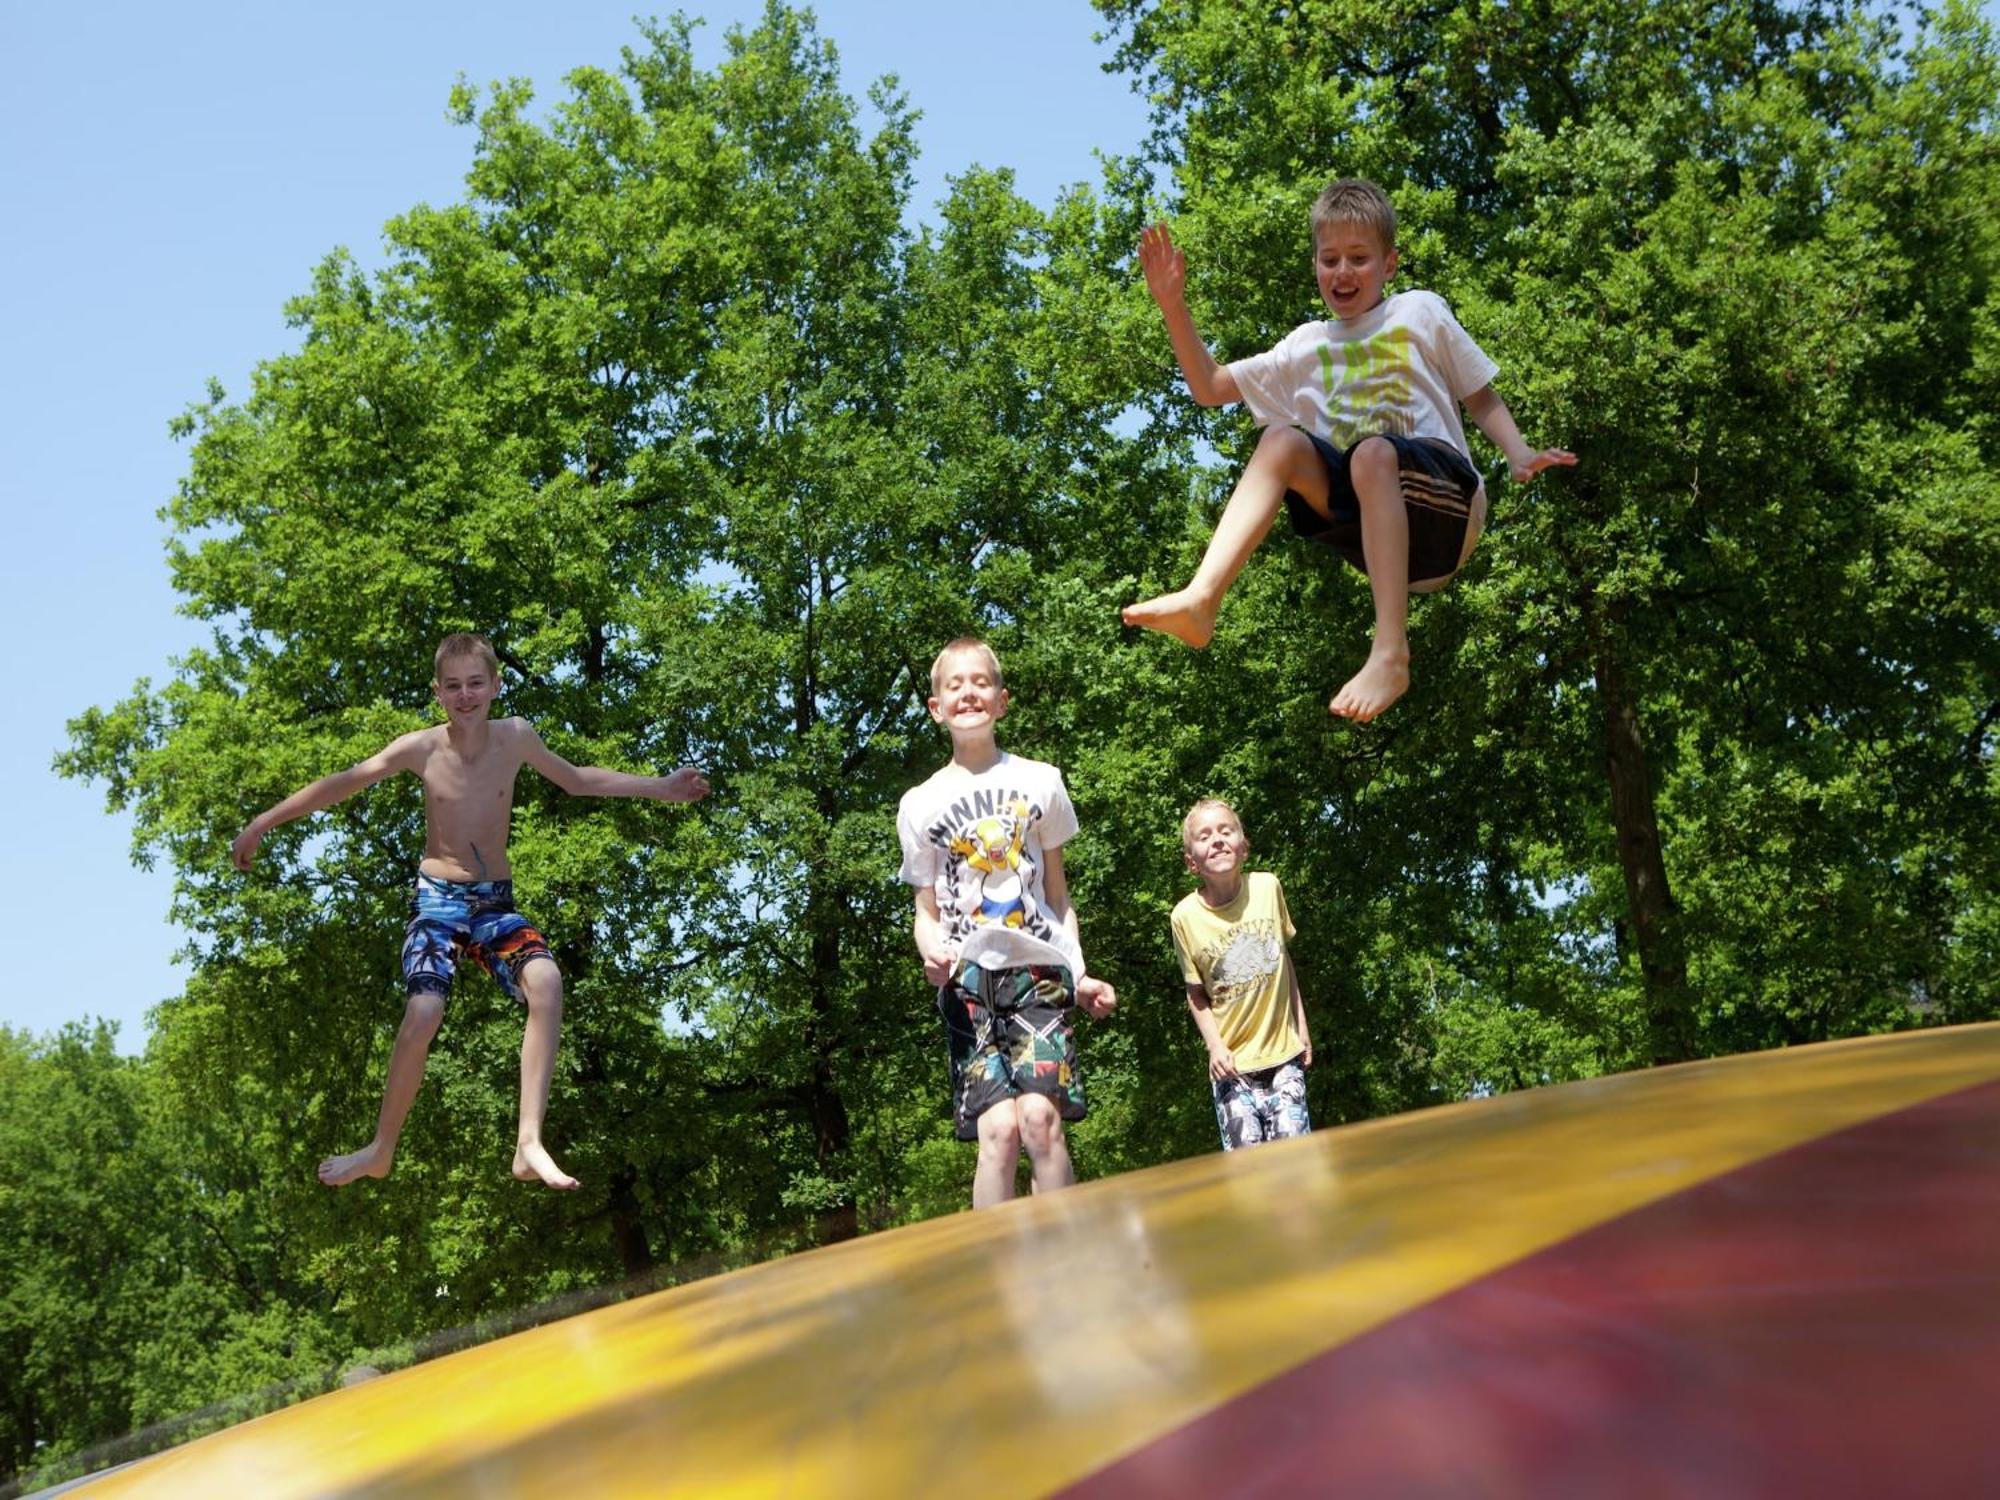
230, 632, 709, 1190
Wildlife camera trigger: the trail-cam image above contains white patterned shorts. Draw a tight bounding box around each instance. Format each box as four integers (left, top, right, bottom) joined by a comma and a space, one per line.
1213, 1058, 1311, 1151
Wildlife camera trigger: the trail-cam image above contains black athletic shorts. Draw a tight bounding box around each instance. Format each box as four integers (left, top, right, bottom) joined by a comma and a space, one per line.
1282, 430, 1484, 584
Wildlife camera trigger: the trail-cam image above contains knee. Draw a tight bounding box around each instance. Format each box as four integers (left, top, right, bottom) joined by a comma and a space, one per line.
1256, 423, 1312, 456
520, 960, 564, 1015
977, 1104, 1022, 1156
400, 992, 446, 1040
1350, 435, 1398, 483
1016, 1096, 1064, 1153
1254, 423, 1316, 473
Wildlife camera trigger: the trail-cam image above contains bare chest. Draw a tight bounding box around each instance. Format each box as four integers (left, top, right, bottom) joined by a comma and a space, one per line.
421, 744, 520, 822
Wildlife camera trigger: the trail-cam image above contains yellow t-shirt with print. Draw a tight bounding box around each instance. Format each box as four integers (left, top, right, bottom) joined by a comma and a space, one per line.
1170, 870, 1302, 1073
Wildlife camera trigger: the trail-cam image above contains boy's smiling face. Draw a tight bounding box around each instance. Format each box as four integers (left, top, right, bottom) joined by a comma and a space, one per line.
433, 654, 499, 724
1315, 219, 1398, 321
927, 647, 1008, 737
1184, 804, 1248, 883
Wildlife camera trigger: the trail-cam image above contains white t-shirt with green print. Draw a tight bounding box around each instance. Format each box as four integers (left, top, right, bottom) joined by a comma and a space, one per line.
1227, 289, 1499, 460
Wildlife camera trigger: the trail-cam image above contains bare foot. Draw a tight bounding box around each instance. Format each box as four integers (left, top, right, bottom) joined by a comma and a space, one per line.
512, 1140, 580, 1190
1121, 589, 1217, 648
318, 1142, 393, 1187
1329, 649, 1410, 721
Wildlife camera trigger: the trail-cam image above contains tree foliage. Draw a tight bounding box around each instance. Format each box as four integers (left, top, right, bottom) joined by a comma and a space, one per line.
24, 0, 1999, 1482
1093, 0, 2000, 1061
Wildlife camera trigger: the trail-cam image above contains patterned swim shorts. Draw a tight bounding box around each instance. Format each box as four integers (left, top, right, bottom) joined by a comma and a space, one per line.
939, 961, 1087, 1141
1213, 1058, 1312, 1152
401, 871, 554, 1003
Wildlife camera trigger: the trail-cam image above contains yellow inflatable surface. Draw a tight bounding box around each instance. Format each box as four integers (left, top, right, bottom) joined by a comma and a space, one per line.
75, 1022, 2000, 1497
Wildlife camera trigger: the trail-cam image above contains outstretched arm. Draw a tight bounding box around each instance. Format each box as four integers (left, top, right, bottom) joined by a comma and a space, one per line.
1140, 223, 1241, 408
521, 725, 710, 803
1039, 845, 1116, 1019
230, 732, 425, 871
1462, 384, 1576, 482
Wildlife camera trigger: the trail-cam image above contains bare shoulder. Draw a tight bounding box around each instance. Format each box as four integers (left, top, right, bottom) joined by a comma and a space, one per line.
382, 725, 443, 770
496, 716, 543, 763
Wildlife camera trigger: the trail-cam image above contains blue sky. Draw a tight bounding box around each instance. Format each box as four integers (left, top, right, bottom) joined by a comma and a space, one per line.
10, 3, 1993, 1053
0, 1, 1152, 1050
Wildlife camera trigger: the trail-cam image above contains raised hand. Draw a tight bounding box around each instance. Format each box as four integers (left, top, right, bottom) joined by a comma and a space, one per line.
1138, 222, 1187, 308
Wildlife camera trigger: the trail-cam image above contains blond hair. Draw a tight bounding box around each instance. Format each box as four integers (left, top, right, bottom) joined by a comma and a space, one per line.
1310, 177, 1396, 255
433, 632, 499, 679
1181, 797, 1244, 854
929, 637, 1004, 697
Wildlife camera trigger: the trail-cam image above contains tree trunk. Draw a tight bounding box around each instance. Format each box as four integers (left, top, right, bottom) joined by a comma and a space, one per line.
805, 907, 858, 1243
1588, 605, 1692, 1064
605, 1161, 656, 1279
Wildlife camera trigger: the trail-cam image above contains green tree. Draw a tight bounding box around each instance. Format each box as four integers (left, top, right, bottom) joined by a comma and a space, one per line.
57, 2, 1158, 1372
0, 1023, 166, 1475
0, 1024, 341, 1483
46, 0, 2000, 1472
1092, 0, 2000, 1063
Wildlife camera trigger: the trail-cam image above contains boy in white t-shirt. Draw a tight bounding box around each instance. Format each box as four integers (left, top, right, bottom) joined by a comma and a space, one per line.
1171, 799, 1314, 1151
896, 638, 1118, 1209
1123, 177, 1577, 721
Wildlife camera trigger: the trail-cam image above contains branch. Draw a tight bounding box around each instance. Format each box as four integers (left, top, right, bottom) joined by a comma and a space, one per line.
644, 936, 744, 980
492, 643, 553, 698
1963, 700, 2000, 767
838, 663, 915, 775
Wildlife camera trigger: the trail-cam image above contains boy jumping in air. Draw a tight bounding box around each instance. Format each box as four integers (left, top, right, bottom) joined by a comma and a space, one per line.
230, 632, 709, 1190
897, 638, 1117, 1209
1123, 178, 1577, 720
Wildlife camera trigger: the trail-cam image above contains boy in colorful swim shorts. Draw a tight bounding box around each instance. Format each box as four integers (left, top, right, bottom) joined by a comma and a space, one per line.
230, 632, 709, 1190
1122, 177, 1578, 721
897, 637, 1118, 1209
1172, 799, 1314, 1151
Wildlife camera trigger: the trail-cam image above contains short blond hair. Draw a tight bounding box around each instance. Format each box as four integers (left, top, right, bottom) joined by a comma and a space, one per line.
1181, 797, 1243, 854
1310, 177, 1396, 256
929, 637, 1004, 697
434, 632, 499, 679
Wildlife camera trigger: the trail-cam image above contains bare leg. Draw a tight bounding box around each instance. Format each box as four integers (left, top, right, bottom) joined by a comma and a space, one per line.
1016, 1093, 1076, 1195
320, 991, 444, 1186
1329, 436, 1412, 720
511, 960, 578, 1190
1124, 425, 1329, 646
971, 1100, 1024, 1209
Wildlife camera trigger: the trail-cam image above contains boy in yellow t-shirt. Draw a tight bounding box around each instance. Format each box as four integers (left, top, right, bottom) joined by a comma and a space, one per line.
1170, 799, 1313, 1151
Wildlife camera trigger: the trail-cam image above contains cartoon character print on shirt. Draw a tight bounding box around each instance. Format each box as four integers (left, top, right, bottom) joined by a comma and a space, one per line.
1200, 920, 1285, 1014
1318, 326, 1415, 447
952, 806, 1034, 930
923, 788, 1060, 951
